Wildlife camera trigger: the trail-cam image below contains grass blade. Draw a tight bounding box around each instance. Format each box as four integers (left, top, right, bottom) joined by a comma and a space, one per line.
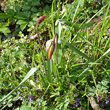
0, 67, 37, 103
78, 48, 110, 77
66, 42, 92, 62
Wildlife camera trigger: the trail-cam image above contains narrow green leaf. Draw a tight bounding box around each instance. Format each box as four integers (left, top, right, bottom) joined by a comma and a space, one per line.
66, 42, 92, 62
47, 55, 52, 83
81, 22, 94, 29
0, 67, 37, 103
78, 48, 110, 77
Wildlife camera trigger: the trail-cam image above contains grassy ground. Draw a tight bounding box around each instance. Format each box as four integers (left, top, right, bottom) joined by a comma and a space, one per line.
0, 0, 110, 110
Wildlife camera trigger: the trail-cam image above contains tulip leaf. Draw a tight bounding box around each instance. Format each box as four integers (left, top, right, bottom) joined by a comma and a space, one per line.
65, 42, 92, 62
46, 39, 63, 51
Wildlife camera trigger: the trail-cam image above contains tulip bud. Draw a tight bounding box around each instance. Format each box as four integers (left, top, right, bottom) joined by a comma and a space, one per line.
48, 34, 58, 60
37, 15, 46, 24
48, 41, 55, 60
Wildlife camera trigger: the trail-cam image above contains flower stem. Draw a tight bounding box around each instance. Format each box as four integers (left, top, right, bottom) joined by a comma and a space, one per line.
36, 23, 43, 50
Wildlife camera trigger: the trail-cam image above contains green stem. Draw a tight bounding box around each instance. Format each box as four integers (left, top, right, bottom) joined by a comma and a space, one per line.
55, 34, 58, 64
91, 71, 98, 96
36, 22, 46, 74
36, 23, 43, 50
54, 34, 59, 80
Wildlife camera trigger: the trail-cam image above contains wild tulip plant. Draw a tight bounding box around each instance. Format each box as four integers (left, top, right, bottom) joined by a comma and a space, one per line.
1, 0, 110, 109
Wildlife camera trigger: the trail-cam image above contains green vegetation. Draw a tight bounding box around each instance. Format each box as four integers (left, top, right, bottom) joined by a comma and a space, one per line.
0, 0, 110, 109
